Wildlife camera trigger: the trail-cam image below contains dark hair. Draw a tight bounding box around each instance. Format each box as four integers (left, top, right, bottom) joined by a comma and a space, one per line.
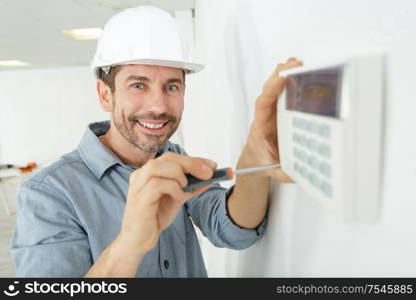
96, 66, 122, 92
96, 66, 186, 93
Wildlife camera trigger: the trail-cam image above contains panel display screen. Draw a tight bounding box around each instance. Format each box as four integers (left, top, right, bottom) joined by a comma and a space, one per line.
285, 66, 343, 118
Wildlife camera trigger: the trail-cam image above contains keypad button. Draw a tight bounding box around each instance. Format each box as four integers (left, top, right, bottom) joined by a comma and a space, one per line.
321, 181, 332, 198
307, 121, 319, 134
304, 121, 310, 131
300, 119, 308, 130
307, 172, 315, 184
308, 172, 320, 187
296, 118, 303, 129
298, 135, 305, 146
292, 117, 300, 128
299, 118, 305, 129
292, 132, 298, 143
299, 165, 308, 178
319, 124, 331, 138
304, 137, 311, 149
318, 143, 331, 159
294, 162, 299, 172
305, 138, 316, 150
298, 151, 308, 163
307, 155, 319, 170
319, 162, 332, 178
308, 139, 319, 153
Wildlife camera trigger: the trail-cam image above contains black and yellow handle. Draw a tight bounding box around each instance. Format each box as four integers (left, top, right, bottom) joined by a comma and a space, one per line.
183, 168, 234, 192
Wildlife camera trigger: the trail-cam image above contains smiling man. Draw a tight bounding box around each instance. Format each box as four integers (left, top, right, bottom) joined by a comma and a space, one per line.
99, 65, 185, 165
11, 6, 301, 277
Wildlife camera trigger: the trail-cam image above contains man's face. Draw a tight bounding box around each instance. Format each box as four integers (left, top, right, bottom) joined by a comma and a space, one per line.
110, 64, 185, 153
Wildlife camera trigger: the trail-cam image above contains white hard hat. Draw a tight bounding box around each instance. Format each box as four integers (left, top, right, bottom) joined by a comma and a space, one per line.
91, 5, 203, 77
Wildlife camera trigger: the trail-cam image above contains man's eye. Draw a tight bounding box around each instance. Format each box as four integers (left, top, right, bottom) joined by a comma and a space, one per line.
132, 83, 145, 89
166, 85, 178, 92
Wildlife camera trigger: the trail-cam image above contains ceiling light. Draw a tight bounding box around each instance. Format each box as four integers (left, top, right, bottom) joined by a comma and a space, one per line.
0, 60, 30, 67
62, 28, 102, 40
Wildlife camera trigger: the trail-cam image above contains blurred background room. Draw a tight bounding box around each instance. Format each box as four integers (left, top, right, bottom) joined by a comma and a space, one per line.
0, 0, 415, 277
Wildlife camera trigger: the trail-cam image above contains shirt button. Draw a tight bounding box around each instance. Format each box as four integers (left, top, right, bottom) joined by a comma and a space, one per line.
164, 259, 170, 270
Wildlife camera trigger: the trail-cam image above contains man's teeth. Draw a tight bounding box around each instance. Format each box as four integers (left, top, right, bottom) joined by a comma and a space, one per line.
138, 121, 166, 129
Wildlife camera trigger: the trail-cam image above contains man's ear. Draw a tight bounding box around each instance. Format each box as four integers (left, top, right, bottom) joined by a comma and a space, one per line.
96, 79, 114, 112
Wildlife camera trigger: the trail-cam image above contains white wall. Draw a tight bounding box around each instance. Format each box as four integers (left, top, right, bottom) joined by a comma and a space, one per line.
0, 66, 108, 166
187, 0, 416, 276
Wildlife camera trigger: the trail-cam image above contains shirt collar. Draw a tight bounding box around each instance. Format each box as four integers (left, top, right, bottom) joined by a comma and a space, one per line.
78, 121, 173, 180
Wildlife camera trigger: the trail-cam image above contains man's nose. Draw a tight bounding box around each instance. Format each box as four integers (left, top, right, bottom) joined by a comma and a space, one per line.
145, 88, 168, 114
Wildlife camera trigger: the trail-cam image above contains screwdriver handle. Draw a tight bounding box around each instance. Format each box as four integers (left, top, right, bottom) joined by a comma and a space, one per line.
183, 168, 234, 192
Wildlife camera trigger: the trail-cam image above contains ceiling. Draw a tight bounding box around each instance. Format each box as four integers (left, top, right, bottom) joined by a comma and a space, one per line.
0, 0, 195, 71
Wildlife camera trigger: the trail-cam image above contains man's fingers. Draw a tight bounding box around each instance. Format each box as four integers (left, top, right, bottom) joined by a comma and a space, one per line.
256, 76, 286, 109
130, 153, 217, 191
255, 58, 303, 116
279, 59, 303, 73
264, 57, 303, 84
271, 58, 303, 77
184, 183, 213, 199
159, 152, 217, 181
131, 160, 188, 189
148, 178, 210, 207
160, 152, 217, 168
144, 177, 187, 206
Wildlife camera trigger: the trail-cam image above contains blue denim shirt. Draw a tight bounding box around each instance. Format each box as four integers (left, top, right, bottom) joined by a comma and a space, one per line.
11, 121, 267, 277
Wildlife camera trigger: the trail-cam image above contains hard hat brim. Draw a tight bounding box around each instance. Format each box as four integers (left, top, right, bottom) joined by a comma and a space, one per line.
91, 58, 204, 78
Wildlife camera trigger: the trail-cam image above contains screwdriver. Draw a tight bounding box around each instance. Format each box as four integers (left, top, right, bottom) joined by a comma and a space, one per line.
183, 163, 281, 192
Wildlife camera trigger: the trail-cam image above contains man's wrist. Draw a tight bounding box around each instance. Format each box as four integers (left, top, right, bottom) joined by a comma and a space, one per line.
85, 234, 148, 278
113, 233, 149, 262
237, 141, 270, 176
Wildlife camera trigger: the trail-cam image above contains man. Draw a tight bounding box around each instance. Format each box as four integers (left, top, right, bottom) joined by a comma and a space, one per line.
11, 6, 301, 277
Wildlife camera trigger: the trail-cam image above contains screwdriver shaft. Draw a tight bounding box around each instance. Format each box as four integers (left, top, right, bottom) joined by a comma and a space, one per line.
234, 163, 281, 175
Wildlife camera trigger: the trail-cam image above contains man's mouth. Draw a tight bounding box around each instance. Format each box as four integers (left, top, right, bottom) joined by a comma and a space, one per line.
138, 120, 167, 129
135, 120, 170, 135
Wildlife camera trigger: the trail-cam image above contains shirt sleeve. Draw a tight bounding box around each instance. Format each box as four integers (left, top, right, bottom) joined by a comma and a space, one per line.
185, 184, 268, 250
10, 180, 92, 277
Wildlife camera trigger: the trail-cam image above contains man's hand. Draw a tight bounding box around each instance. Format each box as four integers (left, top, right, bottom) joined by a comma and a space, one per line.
119, 152, 217, 254
241, 57, 303, 182
85, 152, 216, 277
225, 58, 303, 229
